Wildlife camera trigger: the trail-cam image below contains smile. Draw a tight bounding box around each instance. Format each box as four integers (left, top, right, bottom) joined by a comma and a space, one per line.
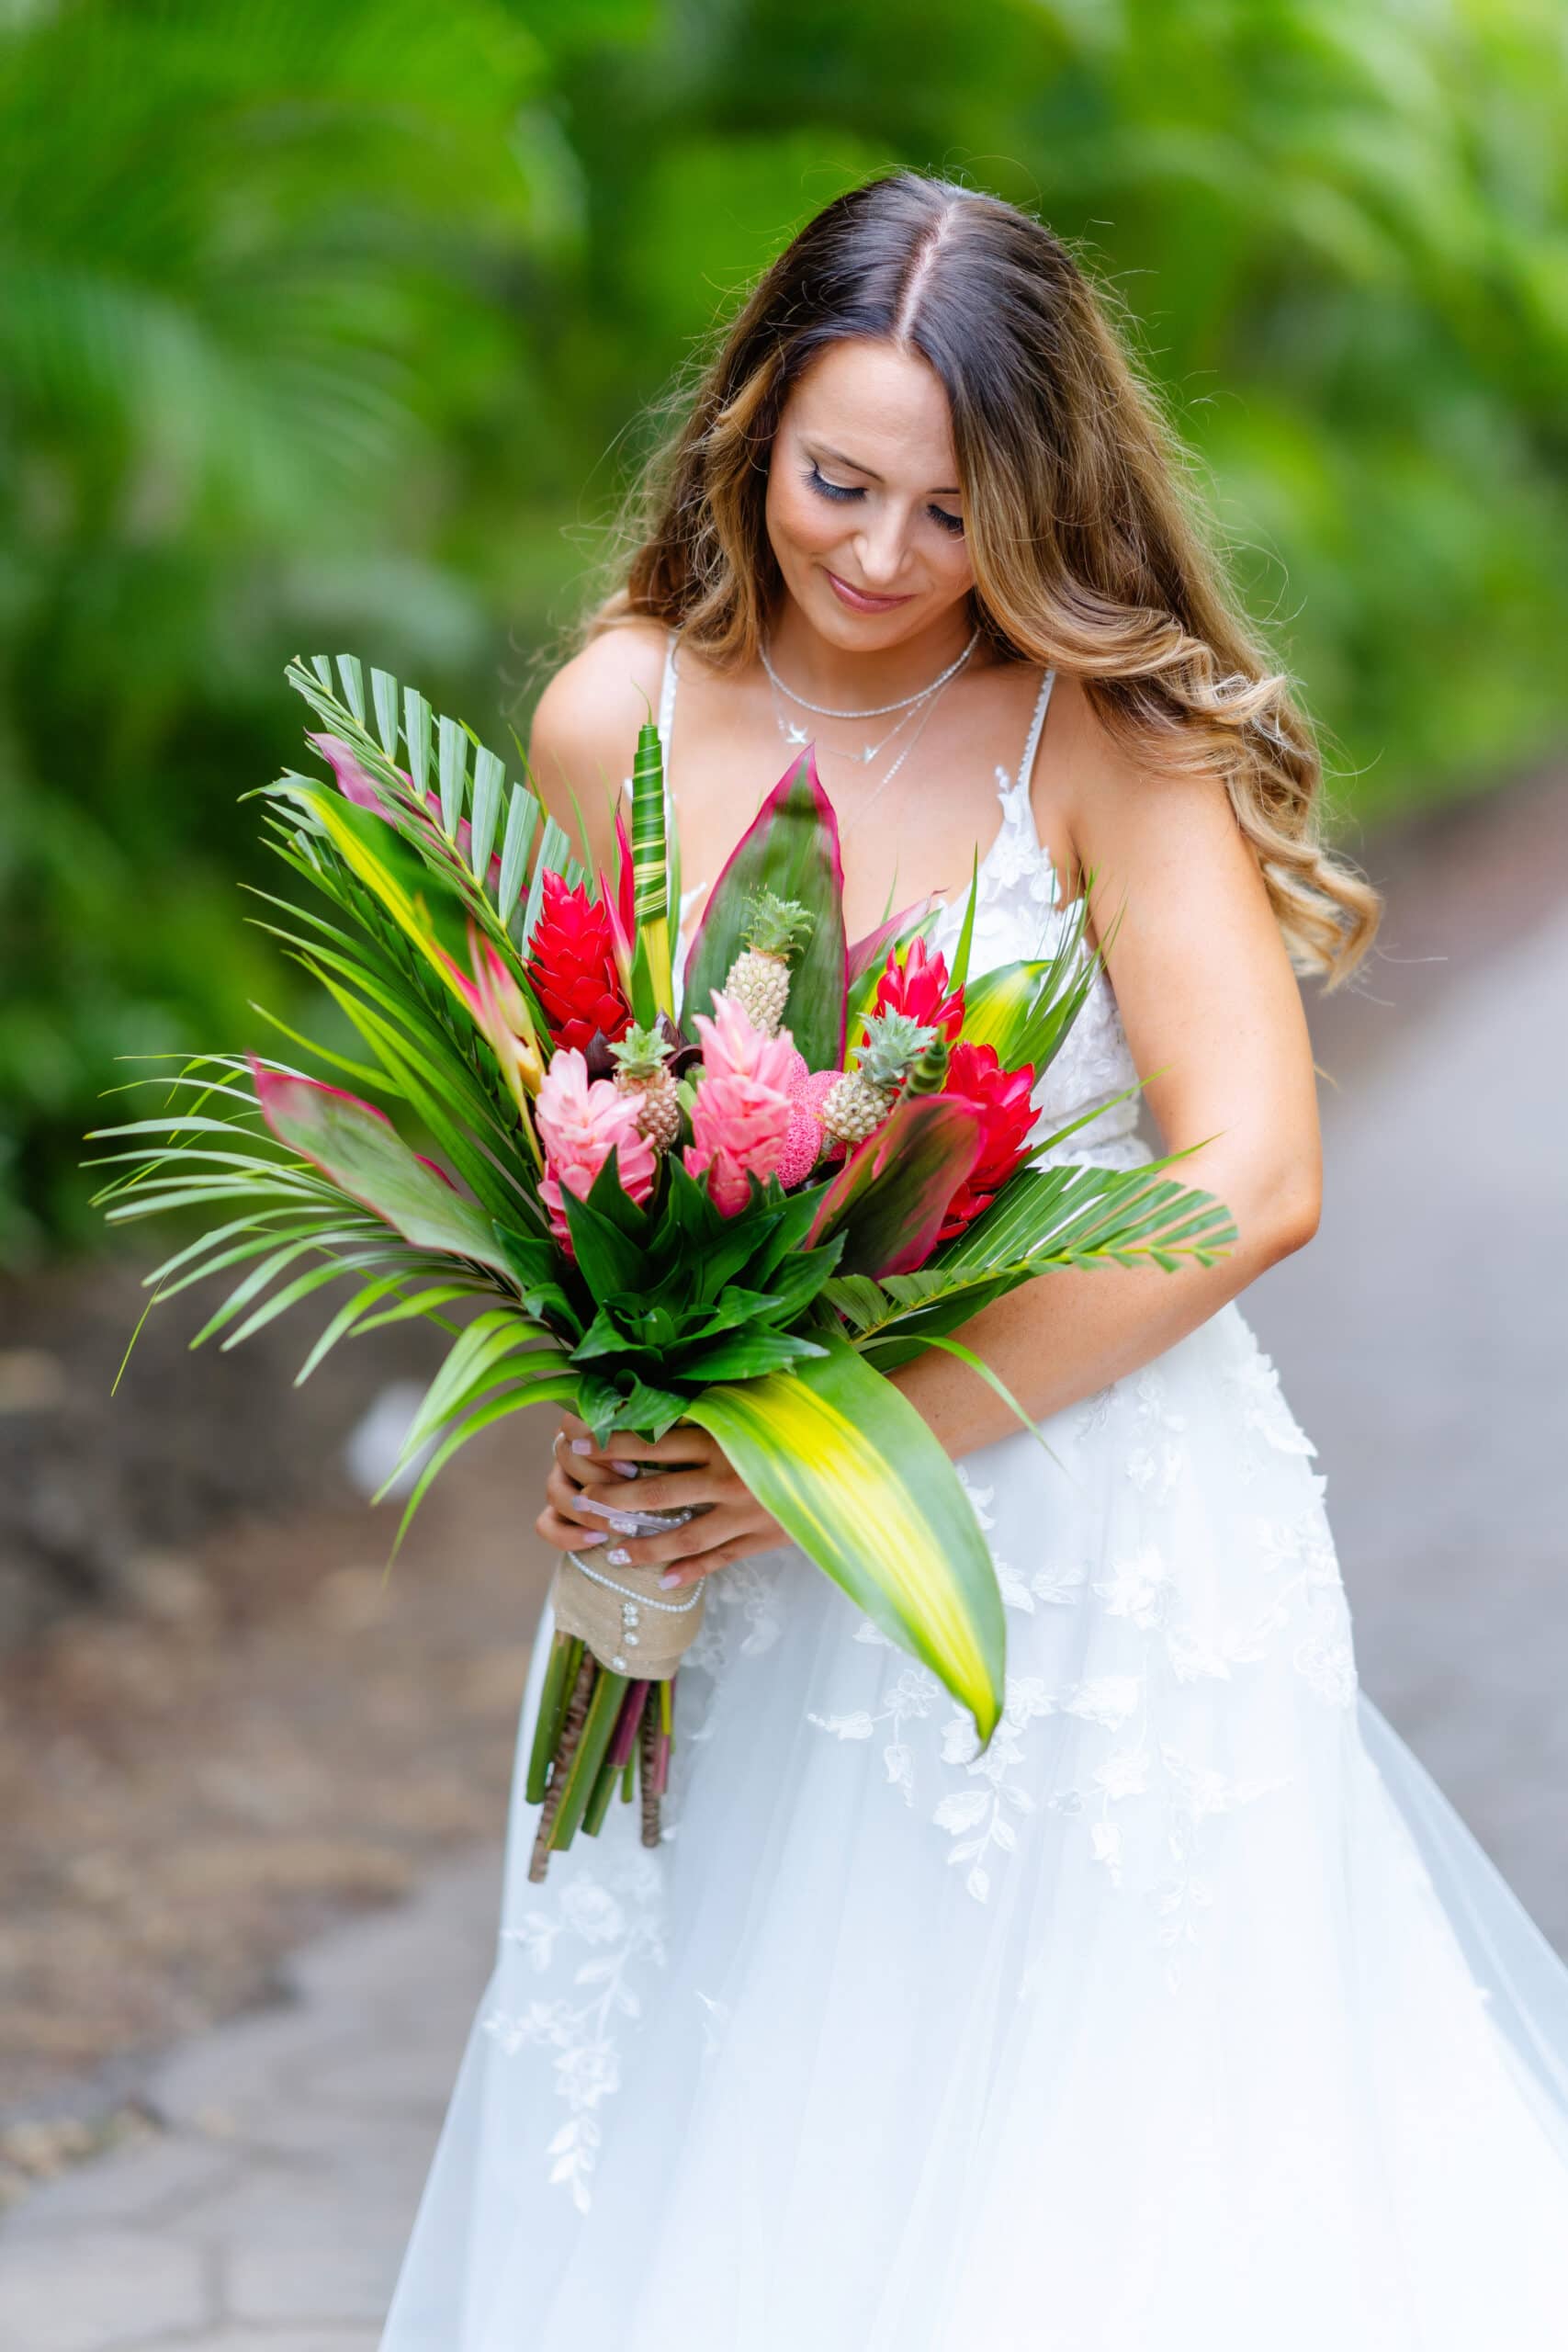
823, 569, 915, 614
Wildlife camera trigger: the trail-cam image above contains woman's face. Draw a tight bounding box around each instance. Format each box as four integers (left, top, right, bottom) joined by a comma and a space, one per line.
764, 337, 976, 650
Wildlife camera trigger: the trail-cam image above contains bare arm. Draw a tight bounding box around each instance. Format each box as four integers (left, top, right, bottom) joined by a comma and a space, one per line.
893, 708, 1322, 1454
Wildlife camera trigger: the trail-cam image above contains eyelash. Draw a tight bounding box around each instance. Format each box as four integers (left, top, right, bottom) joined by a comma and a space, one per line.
803, 462, 965, 538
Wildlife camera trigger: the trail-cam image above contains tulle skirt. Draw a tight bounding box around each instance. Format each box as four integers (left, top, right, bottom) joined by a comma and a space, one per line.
378, 1298, 1568, 2349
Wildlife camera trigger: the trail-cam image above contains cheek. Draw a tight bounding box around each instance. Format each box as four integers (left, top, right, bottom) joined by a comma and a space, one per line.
766, 466, 844, 559
931, 534, 975, 597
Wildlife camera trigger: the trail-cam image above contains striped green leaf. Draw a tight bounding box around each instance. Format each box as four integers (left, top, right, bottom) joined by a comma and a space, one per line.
682, 1331, 1005, 1744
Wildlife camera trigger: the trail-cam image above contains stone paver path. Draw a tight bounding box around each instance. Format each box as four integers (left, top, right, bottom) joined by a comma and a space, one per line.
0, 1855, 495, 2349
5, 872, 1564, 2348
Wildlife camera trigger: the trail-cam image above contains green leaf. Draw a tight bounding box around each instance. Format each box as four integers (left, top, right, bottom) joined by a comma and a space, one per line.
949, 848, 980, 991
437, 713, 468, 838
468, 745, 505, 880
403, 687, 432, 797
497, 786, 538, 919
370, 666, 400, 758
252, 1064, 514, 1272
560, 1153, 649, 1298
807, 1095, 982, 1279
680, 748, 848, 1069
680, 1327, 827, 1380
683, 1332, 1004, 1744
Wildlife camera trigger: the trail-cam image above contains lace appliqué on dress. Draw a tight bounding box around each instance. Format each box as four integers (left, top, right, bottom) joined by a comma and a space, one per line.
483, 1848, 667, 2213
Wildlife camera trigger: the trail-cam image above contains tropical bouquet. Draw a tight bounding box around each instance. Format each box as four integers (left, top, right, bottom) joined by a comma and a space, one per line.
89, 655, 1235, 1880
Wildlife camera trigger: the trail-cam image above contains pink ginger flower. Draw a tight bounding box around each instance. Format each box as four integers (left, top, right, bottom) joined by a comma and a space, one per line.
779, 1063, 846, 1183
536, 1047, 656, 1248
683, 992, 798, 1216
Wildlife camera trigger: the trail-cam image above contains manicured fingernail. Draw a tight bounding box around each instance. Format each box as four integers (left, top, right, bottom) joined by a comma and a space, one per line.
606, 1546, 631, 1566
611, 1461, 640, 1481
658, 1570, 682, 1589
573, 1532, 606, 1547
570, 1438, 593, 1456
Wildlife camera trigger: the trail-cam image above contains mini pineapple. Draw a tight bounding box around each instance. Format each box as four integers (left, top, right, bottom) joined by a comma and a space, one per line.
819, 1012, 936, 1146
722, 890, 813, 1035
609, 1023, 681, 1150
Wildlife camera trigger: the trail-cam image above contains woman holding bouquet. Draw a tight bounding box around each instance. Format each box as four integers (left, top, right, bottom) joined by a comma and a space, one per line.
379, 173, 1568, 2347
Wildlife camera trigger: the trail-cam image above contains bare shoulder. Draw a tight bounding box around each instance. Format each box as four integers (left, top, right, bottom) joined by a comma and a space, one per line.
527, 618, 670, 866
1049, 666, 1247, 886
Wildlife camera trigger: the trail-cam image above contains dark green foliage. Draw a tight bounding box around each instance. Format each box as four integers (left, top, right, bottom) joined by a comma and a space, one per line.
558, 1153, 845, 1442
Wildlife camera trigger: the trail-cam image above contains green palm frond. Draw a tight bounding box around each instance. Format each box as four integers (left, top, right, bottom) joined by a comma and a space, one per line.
831, 1155, 1238, 1372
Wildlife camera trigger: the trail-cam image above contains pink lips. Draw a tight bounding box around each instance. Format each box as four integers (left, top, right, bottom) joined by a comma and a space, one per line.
824, 569, 914, 615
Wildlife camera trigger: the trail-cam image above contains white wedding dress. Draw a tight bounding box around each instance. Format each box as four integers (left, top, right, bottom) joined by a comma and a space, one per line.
378, 640, 1568, 2349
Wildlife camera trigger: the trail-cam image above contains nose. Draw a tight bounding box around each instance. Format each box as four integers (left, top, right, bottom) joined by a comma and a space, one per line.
851, 504, 913, 589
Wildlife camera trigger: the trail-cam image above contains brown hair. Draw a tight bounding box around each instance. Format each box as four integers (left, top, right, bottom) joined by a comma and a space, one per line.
580, 169, 1380, 984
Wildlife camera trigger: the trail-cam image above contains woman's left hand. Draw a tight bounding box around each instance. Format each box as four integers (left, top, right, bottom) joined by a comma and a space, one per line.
537, 1413, 791, 1589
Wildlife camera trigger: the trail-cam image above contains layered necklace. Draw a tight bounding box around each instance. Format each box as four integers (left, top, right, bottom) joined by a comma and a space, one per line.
761, 625, 979, 835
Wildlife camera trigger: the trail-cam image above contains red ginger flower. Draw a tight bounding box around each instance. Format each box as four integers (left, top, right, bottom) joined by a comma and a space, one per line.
937, 1041, 1037, 1241
525, 874, 633, 1055
869, 936, 964, 1045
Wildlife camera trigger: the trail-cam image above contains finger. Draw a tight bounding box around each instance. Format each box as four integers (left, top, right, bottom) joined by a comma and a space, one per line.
581, 1465, 730, 1516
593, 1505, 756, 1572
560, 1428, 642, 1482
535, 1505, 608, 1555
544, 1464, 621, 1526
558, 1448, 634, 1491
656, 1522, 787, 1588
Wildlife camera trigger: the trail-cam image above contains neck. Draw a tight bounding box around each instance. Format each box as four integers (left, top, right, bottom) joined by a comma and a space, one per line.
763, 595, 981, 707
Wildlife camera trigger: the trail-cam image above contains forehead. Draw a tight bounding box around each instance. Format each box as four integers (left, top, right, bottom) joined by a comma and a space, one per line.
785, 338, 958, 476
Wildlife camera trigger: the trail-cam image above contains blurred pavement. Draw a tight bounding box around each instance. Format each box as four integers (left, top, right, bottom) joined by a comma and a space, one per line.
1252, 894, 1568, 1952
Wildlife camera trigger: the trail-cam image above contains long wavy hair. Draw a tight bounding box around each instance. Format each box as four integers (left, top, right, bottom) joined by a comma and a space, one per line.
578, 169, 1380, 985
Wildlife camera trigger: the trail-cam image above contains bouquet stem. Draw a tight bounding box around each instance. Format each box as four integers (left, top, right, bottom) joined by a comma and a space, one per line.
525, 1551, 700, 1878
525, 1631, 582, 1805
638, 1694, 662, 1848
547, 1664, 630, 1851
528, 1645, 597, 1880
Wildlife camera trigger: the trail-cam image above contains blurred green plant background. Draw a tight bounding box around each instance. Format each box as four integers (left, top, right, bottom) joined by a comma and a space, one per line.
3, 0, 1565, 1260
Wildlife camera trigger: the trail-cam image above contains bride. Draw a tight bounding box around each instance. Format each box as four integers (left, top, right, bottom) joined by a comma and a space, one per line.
378, 171, 1568, 2348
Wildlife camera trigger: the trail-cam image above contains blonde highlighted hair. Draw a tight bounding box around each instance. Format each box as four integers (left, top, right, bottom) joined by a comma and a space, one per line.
580, 169, 1380, 985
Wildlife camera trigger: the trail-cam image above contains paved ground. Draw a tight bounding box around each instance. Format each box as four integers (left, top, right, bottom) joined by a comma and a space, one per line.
4, 806, 1564, 2347
0, 1853, 496, 2350
1251, 892, 1568, 1951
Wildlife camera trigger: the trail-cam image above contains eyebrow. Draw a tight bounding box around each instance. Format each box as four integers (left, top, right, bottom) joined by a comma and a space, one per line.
810, 440, 962, 499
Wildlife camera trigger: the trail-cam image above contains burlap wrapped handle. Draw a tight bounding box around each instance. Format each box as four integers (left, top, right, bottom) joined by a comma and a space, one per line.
548, 1547, 706, 1679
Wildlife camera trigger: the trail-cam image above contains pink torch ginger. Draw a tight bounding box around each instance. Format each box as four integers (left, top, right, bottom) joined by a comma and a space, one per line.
683, 992, 798, 1215
536, 1047, 657, 1248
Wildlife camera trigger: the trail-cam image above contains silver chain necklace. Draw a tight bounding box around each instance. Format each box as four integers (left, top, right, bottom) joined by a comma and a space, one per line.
760, 624, 980, 720
764, 649, 968, 839
765, 672, 931, 767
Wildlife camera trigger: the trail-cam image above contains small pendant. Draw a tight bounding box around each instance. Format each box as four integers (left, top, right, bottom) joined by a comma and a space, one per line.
785, 722, 808, 745
861, 744, 875, 763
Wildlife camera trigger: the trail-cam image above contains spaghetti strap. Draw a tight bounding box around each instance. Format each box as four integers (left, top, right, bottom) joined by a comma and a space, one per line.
657, 626, 679, 762
1015, 663, 1056, 799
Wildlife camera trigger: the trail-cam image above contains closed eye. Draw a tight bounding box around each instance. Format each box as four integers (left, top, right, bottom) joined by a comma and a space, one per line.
803, 462, 964, 538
